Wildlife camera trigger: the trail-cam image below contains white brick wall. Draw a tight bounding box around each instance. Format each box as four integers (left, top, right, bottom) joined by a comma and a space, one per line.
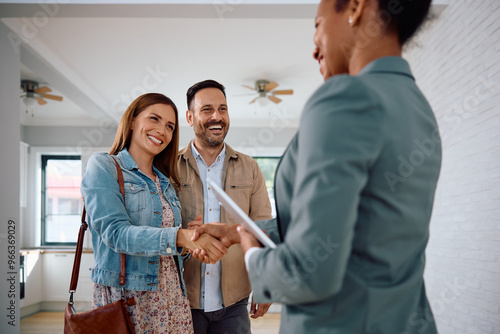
404, 1, 500, 333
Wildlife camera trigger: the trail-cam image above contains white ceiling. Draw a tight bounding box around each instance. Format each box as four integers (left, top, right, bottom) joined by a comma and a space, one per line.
1, 0, 449, 128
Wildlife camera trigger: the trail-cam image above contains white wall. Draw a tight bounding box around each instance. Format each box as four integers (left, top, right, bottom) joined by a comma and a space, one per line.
22, 124, 297, 156
0, 20, 21, 334
405, 1, 500, 333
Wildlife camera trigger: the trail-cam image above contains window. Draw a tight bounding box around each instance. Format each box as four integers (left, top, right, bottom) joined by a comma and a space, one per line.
41, 155, 82, 245
253, 157, 281, 218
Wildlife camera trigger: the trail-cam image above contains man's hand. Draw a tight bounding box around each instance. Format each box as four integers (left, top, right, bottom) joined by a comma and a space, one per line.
189, 233, 227, 264
178, 228, 227, 264
192, 223, 240, 248
237, 225, 262, 254
187, 215, 203, 230
250, 296, 272, 319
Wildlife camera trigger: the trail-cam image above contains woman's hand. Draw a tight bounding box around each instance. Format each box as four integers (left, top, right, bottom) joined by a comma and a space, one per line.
177, 229, 227, 264
191, 223, 240, 248
237, 225, 262, 254
190, 233, 228, 264
187, 215, 203, 230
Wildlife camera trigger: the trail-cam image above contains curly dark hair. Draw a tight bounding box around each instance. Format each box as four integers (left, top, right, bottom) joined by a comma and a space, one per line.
334, 0, 432, 45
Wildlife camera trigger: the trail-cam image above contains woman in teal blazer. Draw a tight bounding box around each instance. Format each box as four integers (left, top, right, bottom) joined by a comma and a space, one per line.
238, 0, 442, 333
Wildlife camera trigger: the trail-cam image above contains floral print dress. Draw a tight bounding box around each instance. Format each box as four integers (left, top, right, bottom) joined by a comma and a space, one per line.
93, 177, 194, 334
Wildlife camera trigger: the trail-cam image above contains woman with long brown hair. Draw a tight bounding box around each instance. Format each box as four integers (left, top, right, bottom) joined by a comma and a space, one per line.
81, 93, 227, 333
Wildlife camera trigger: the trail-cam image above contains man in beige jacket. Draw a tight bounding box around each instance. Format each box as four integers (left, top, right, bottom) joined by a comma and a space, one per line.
176, 79, 272, 334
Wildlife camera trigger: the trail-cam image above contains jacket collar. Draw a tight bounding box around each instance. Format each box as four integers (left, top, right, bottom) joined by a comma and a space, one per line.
179, 140, 238, 162
358, 56, 414, 81
116, 148, 168, 181
117, 148, 138, 171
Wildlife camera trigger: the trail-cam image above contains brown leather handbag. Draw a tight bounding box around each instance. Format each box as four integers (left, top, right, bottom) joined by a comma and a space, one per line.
64, 157, 136, 334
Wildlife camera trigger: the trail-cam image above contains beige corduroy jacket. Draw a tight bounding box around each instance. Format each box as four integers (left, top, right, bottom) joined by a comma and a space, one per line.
176, 142, 272, 309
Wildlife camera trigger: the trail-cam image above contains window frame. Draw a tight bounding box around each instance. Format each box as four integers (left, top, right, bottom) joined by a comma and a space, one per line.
252, 156, 282, 218
41, 154, 82, 246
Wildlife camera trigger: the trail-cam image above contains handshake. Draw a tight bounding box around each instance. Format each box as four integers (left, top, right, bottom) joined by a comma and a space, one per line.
183, 215, 242, 264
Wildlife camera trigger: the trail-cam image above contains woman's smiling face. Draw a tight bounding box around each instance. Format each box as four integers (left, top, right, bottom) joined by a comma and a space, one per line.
129, 103, 176, 158
313, 0, 353, 80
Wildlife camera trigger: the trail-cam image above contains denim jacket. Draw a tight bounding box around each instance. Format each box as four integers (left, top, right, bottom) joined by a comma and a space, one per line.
81, 148, 186, 294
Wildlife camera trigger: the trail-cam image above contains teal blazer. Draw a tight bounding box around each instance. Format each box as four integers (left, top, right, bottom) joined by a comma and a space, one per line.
250, 57, 441, 333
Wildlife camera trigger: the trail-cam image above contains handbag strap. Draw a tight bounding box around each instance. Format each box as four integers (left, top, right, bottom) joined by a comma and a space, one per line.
69, 156, 127, 299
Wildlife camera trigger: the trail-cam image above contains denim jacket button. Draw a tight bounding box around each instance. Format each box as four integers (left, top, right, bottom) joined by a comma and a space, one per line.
167, 247, 172, 254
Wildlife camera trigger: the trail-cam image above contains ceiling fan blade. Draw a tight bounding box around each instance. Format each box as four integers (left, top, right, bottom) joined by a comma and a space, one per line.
36, 97, 48, 105
35, 86, 52, 94
268, 95, 282, 104
242, 84, 256, 91
41, 93, 63, 102
265, 81, 279, 91
272, 89, 294, 95
249, 97, 258, 104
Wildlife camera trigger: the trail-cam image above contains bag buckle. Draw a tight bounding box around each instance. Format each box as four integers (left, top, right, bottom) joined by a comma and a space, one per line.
69, 290, 75, 305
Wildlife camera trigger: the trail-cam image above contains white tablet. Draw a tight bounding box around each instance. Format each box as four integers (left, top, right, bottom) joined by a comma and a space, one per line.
207, 177, 276, 249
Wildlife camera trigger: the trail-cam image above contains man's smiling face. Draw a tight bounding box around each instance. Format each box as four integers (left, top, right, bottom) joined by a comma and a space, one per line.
187, 87, 230, 148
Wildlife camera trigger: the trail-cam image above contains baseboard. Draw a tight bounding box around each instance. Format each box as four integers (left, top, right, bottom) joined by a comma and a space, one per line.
40, 301, 92, 312
22, 301, 93, 317
22, 300, 280, 316
21, 302, 42, 318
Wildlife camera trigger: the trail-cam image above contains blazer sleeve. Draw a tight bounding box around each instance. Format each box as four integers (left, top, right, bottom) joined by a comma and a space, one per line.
81, 153, 180, 256
255, 218, 280, 244
247, 76, 384, 304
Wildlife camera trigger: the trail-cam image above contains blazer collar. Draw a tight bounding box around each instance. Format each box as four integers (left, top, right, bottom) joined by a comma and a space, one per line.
358, 56, 414, 81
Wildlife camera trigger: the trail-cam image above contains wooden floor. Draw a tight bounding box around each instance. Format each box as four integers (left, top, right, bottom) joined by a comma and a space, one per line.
20, 311, 281, 334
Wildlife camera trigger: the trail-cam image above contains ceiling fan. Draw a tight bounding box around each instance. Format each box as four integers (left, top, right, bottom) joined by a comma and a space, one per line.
20, 80, 63, 107
242, 79, 293, 105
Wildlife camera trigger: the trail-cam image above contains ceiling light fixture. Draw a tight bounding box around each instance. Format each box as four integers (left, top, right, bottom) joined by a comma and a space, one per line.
257, 96, 270, 106
23, 95, 37, 108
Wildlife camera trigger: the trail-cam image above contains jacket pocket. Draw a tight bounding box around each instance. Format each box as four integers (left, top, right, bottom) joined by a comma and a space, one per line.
177, 178, 200, 227
124, 181, 146, 213
225, 178, 252, 222
227, 178, 252, 190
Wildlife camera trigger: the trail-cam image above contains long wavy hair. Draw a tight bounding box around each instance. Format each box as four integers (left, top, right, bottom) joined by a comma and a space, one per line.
109, 93, 180, 188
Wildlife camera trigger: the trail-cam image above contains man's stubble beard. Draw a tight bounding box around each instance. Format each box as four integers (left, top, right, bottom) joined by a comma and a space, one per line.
194, 122, 229, 148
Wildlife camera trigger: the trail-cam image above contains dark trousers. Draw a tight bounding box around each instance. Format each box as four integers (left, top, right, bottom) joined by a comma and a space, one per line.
191, 298, 251, 334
